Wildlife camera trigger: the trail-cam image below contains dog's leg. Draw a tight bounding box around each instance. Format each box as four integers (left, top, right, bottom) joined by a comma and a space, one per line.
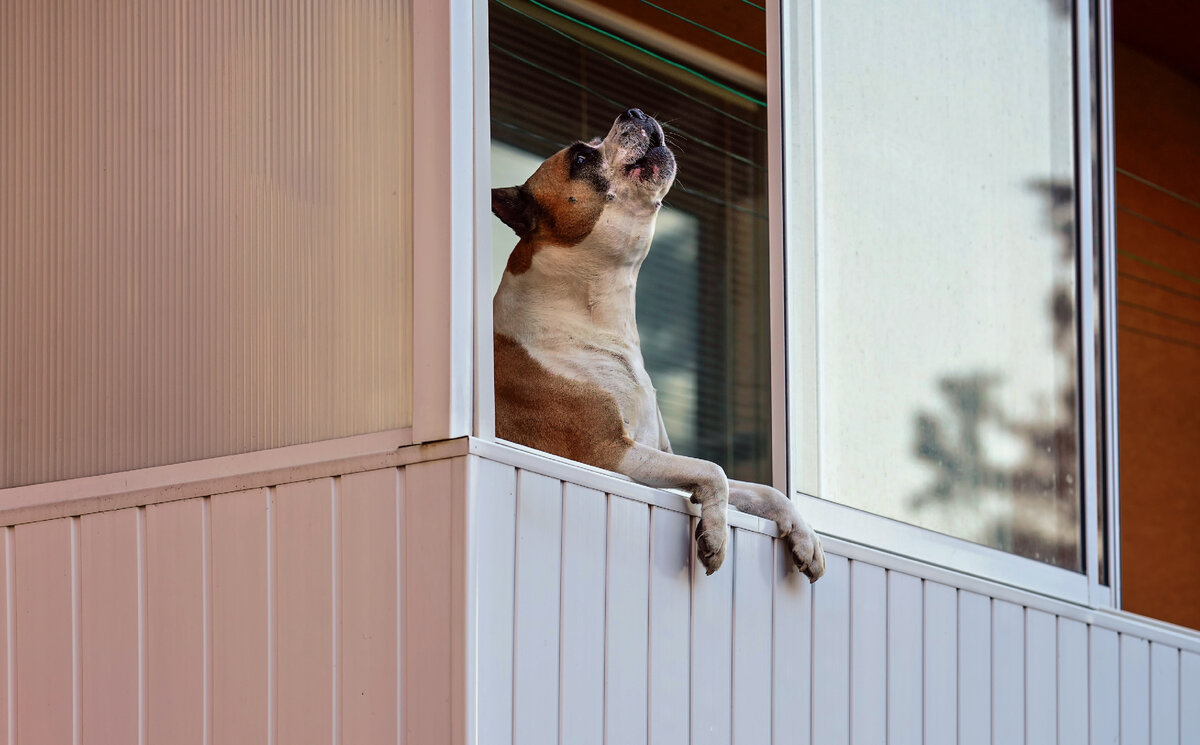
618, 443, 728, 574
727, 480, 826, 582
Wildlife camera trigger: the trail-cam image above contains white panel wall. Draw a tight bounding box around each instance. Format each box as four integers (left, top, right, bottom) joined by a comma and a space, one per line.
5, 442, 1200, 745
469, 451, 1200, 745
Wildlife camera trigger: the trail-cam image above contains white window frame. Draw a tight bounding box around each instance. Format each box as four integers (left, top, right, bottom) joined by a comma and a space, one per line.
775, 0, 1120, 606
466, 0, 1121, 606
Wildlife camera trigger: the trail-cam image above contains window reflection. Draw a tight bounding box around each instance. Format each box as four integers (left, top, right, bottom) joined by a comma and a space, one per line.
809, 0, 1082, 568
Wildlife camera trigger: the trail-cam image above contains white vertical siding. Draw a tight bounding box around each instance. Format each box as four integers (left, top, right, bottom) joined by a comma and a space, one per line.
459, 450, 1200, 745
1027, 608, 1058, 745
923, 580, 957, 745
692, 526, 734, 745
959, 590, 992, 745
1092, 627, 1121, 745
560, 483, 606, 745
4, 446, 1200, 744
812, 555, 850, 745
1058, 618, 1090, 745
994, 599, 1026, 745
513, 472, 562, 745
649, 508, 691, 745
1151, 643, 1181, 745
886, 572, 922, 745
1183, 651, 1200, 744
772, 541, 812, 745
849, 562, 886, 745
1123, 635, 1152, 745
731, 531, 773, 745
605, 497, 651, 745
474, 459, 517, 745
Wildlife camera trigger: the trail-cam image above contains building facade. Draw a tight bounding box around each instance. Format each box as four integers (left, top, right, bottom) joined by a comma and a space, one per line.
2, 0, 1199, 742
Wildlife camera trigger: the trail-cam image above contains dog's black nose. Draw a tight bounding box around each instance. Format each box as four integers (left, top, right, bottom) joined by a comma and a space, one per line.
623, 108, 647, 122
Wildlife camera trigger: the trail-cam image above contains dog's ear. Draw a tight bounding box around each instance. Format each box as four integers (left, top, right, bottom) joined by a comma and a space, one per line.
492, 186, 536, 237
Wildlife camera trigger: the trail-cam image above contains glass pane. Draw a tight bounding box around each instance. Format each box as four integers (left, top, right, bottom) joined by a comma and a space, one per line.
489, 0, 772, 483
806, 0, 1081, 568
1, 1, 411, 488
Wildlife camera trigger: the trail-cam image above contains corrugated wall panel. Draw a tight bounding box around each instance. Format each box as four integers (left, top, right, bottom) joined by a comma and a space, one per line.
0, 0, 412, 488
691, 520, 734, 745
886, 572, 922, 745
0, 465, 412, 744
1150, 642, 1181, 745
849, 562, 886, 745
13, 519, 74, 745
605, 496, 650, 745
958, 590, 991, 745
923, 581, 957, 745
276, 479, 335, 745
7, 452, 1200, 744
474, 460, 518, 745
146, 499, 206, 745
1091, 627, 1121, 745
0, 529, 8, 745
1058, 618, 1090, 745
648, 507, 691, 745
1184, 651, 1200, 745
211, 489, 270, 745
513, 472, 562, 745
338, 468, 401, 745
1026, 608, 1057, 745
812, 554, 850, 745
993, 600, 1025, 745
79, 508, 141, 745
731, 531, 773, 745
772, 541, 812, 745
1123, 635, 1152, 745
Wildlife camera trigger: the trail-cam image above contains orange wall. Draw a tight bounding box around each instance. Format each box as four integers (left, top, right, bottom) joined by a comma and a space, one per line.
1115, 44, 1200, 630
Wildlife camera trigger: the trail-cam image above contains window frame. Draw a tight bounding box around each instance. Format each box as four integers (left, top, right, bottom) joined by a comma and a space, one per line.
469, 0, 1121, 606
776, 0, 1120, 605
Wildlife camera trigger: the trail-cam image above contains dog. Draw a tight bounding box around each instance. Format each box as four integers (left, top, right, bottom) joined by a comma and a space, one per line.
491, 108, 824, 580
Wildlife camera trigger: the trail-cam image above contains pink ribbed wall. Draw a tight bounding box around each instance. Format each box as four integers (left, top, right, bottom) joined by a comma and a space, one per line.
2, 466, 407, 744
0, 0, 413, 488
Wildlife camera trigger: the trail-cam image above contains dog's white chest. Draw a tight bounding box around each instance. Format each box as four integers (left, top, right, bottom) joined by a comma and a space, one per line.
537, 335, 662, 445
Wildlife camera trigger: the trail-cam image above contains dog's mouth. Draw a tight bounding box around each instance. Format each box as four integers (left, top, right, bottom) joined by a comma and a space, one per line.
621, 122, 674, 184
624, 145, 674, 183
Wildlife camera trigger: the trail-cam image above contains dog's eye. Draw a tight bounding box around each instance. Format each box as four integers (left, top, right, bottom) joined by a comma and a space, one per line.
576, 154, 586, 164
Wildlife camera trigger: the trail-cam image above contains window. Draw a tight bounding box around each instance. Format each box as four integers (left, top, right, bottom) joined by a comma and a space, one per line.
482, 0, 1119, 602
783, 0, 1097, 588
488, 0, 774, 483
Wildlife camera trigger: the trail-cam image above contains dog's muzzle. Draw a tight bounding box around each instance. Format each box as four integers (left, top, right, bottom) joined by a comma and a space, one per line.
613, 109, 674, 187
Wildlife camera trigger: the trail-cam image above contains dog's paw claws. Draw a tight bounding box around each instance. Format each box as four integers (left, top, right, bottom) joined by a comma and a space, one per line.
695, 512, 728, 575
784, 523, 825, 583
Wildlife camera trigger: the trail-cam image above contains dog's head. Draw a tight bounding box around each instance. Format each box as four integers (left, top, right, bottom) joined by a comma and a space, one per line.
492, 109, 675, 275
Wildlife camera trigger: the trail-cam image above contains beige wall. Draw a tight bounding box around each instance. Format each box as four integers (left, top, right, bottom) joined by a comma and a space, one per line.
0, 0, 412, 488
1115, 43, 1200, 631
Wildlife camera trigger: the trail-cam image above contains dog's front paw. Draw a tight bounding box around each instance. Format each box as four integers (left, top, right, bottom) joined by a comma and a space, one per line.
783, 518, 825, 582
695, 508, 728, 575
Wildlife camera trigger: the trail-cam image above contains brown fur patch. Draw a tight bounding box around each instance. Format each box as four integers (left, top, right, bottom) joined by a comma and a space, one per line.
494, 333, 633, 471
505, 150, 607, 275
